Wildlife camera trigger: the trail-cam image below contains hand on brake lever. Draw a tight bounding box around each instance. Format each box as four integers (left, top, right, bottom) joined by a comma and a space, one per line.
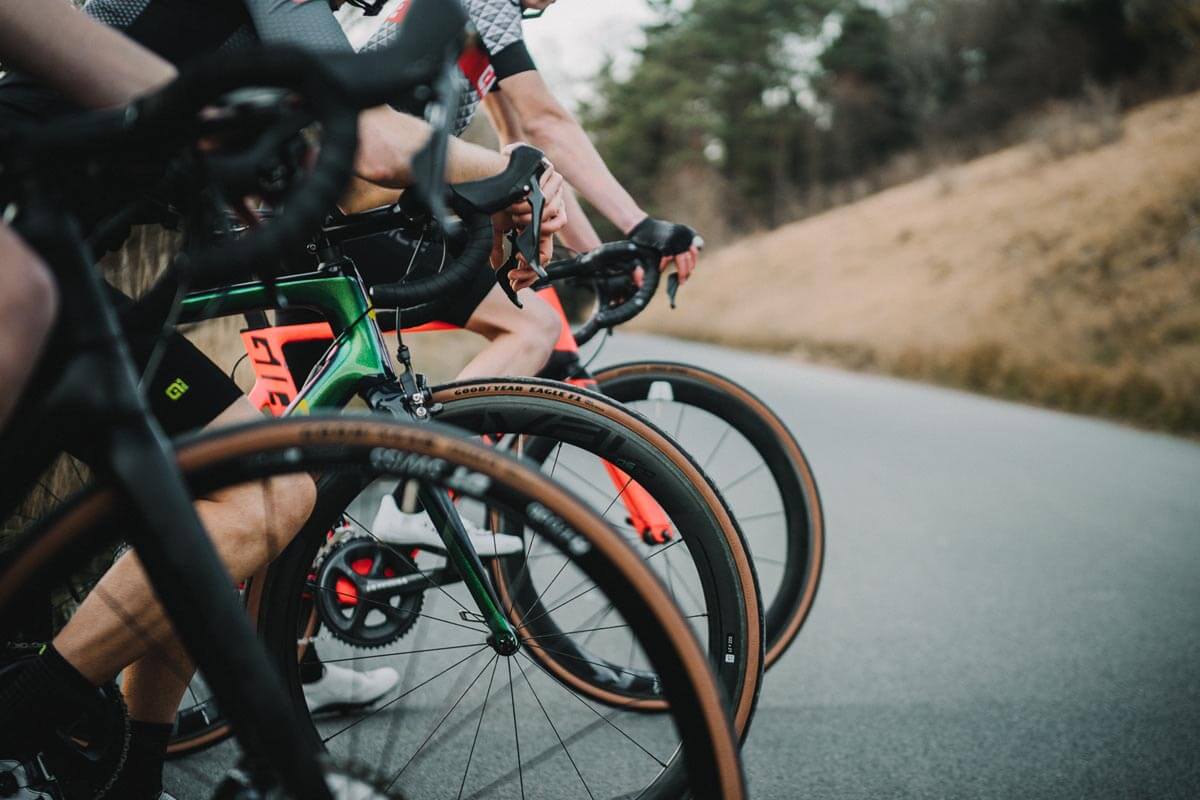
501, 146, 566, 278
629, 217, 703, 285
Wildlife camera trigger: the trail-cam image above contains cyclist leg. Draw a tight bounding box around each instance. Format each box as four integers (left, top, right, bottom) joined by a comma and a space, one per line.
0, 225, 57, 429
457, 283, 562, 379
328, 228, 561, 380
9, 332, 316, 798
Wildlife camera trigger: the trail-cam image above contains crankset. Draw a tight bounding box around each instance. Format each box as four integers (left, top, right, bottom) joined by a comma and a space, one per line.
312, 537, 427, 649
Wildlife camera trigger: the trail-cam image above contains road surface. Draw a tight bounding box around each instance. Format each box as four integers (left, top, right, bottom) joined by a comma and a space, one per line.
169, 334, 1200, 798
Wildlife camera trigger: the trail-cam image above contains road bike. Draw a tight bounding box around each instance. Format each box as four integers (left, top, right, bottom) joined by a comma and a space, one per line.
160, 193, 765, 783
234, 223, 825, 671
0, 7, 748, 798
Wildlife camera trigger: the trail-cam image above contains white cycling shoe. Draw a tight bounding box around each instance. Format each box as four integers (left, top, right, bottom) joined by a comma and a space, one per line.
370, 495, 524, 557
304, 664, 399, 715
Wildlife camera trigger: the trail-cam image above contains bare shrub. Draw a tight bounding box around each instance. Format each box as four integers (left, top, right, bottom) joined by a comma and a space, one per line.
1026, 83, 1124, 163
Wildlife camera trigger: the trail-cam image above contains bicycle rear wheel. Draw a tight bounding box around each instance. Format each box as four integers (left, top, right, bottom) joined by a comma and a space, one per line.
429, 377, 763, 739
595, 361, 825, 667
1, 417, 746, 799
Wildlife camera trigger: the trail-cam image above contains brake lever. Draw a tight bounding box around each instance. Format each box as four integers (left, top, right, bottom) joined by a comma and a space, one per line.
666, 272, 680, 309
662, 233, 701, 309
512, 174, 547, 279
494, 248, 524, 309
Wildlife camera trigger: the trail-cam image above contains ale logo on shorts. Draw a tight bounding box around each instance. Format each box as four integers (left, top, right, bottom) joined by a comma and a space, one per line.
165, 378, 190, 401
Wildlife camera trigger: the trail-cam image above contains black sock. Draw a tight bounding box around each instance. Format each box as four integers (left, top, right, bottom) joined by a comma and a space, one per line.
107, 720, 172, 800
0, 644, 97, 752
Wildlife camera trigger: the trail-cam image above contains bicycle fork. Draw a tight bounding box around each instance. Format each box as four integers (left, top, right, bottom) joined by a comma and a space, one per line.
360, 349, 520, 656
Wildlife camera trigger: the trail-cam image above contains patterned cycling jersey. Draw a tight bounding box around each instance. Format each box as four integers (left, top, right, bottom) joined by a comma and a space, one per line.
336, 0, 537, 134
81, 0, 354, 62
0, 0, 534, 135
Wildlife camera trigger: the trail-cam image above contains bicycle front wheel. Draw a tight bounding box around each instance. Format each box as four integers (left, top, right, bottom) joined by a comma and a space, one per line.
1, 417, 746, 799
595, 361, 825, 667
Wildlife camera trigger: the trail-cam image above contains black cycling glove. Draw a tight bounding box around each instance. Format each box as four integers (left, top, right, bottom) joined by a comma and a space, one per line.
628, 217, 699, 256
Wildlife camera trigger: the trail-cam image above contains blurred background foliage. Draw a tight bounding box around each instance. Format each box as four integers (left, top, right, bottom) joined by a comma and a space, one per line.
582, 0, 1200, 242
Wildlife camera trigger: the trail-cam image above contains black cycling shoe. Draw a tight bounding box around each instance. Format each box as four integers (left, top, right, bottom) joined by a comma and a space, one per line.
0, 656, 129, 800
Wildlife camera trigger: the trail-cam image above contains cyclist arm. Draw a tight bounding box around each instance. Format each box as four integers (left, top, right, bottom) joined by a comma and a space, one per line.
0, 0, 175, 108
493, 72, 645, 235
354, 107, 528, 189
244, 0, 540, 190
491, 72, 699, 281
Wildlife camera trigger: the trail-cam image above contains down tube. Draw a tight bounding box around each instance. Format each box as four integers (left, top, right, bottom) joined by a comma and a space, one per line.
179, 273, 394, 412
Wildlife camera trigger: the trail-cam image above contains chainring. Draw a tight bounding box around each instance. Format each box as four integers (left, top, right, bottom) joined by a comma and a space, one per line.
313, 537, 424, 650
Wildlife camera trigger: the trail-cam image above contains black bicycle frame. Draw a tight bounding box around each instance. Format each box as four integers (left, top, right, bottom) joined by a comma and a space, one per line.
0, 201, 333, 799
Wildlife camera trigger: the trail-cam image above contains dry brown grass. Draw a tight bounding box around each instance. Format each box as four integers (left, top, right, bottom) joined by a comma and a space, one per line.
635, 91, 1200, 434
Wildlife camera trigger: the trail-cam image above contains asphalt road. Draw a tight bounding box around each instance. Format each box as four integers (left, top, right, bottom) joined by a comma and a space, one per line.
168, 334, 1200, 798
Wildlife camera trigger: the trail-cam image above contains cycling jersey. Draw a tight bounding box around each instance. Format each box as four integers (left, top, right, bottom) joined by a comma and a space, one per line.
82, 0, 353, 60
336, 0, 537, 134
0, 0, 354, 120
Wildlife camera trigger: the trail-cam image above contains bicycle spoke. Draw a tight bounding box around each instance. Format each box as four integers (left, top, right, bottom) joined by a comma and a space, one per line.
644, 537, 684, 563
500, 532, 541, 620
317, 642, 483, 665
519, 651, 667, 767
507, 658, 525, 800
602, 475, 635, 517
520, 541, 579, 626
380, 608, 434, 770
385, 650, 498, 789
521, 613, 707, 641
457, 656, 500, 799
720, 462, 767, 494
673, 404, 688, 441
342, 508, 478, 618
665, 553, 706, 616
579, 603, 619, 648
700, 424, 735, 473
521, 537, 685, 632
522, 643, 656, 684
323, 645, 489, 745
736, 509, 784, 524
518, 578, 602, 631
514, 654, 596, 800
551, 460, 616, 502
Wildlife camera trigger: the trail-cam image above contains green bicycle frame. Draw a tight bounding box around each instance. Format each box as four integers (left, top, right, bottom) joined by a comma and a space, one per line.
180, 271, 518, 647
181, 273, 392, 412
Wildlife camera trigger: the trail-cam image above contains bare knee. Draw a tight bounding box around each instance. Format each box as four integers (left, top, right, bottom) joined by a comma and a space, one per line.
208, 472, 316, 574
513, 295, 562, 370
261, 472, 317, 561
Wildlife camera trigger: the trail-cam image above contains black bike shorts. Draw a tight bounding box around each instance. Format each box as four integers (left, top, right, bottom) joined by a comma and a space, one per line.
342, 230, 497, 330
126, 329, 245, 437
1, 80, 242, 442
104, 284, 243, 436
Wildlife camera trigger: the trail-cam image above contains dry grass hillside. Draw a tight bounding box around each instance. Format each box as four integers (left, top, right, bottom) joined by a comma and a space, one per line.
637, 91, 1200, 434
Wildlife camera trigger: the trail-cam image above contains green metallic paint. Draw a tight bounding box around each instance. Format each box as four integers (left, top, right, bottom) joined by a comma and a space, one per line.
180, 273, 517, 643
